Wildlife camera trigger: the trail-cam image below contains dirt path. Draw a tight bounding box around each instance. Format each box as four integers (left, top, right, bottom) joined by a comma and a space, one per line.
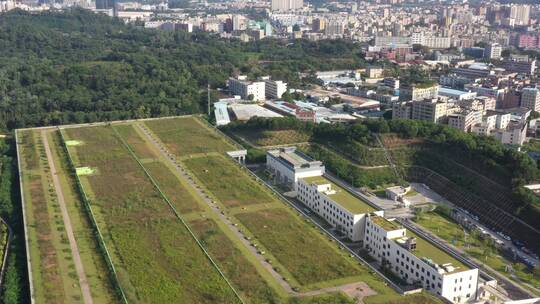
41, 130, 93, 304
136, 123, 376, 303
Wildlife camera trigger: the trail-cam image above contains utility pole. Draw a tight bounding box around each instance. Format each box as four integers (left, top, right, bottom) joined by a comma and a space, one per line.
207, 83, 211, 116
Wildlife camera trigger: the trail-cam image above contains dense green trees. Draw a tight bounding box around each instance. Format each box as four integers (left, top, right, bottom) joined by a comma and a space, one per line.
227, 116, 540, 221
0, 138, 26, 304
0, 9, 367, 131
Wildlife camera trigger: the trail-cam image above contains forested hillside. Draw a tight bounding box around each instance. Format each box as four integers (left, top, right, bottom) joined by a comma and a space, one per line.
0, 9, 366, 130
224, 117, 540, 252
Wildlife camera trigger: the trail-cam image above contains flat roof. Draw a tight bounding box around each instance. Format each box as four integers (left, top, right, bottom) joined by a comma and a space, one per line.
269, 148, 317, 168
371, 215, 401, 231
230, 104, 283, 121
438, 87, 474, 96
405, 230, 469, 272
302, 176, 375, 214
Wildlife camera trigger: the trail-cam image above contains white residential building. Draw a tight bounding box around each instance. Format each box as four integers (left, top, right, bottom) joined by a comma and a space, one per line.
411, 98, 448, 123
448, 110, 482, 132
271, 0, 303, 11
399, 84, 439, 101
484, 43, 502, 60
228, 75, 266, 101
364, 215, 479, 304
297, 176, 382, 241
392, 102, 413, 120
492, 122, 527, 146
266, 147, 324, 189
262, 77, 287, 99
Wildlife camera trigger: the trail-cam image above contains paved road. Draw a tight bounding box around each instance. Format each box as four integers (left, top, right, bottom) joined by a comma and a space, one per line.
41, 130, 93, 304
135, 123, 376, 303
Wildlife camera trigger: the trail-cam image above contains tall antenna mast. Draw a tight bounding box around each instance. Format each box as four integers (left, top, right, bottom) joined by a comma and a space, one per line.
207, 83, 211, 116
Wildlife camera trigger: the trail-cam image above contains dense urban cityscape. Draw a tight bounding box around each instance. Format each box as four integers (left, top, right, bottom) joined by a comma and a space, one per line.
0, 0, 538, 304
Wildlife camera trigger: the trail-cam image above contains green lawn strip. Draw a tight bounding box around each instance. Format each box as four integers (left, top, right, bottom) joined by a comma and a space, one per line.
113, 124, 157, 159
113, 125, 245, 304
142, 161, 202, 213
18, 130, 40, 171
131, 123, 295, 301
18, 130, 79, 303
48, 130, 117, 304
190, 218, 284, 304
183, 155, 274, 208
144, 116, 235, 156
234, 208, 364, 289
64, 125, 241, 304
414, 211, 540, 297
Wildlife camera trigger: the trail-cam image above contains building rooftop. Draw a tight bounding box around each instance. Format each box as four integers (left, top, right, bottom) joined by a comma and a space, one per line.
268, 147, 321, 169
302, 176, 375, 214
438, 87, 474, 96
371, 215, 401, 231
230, 104, 283, 121
404, 230, 469, 273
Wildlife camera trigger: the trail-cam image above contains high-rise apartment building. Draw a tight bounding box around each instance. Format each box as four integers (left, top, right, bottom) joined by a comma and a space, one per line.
271, 0, 303, 11
509, 5, 530, 26
484, 43, 502, 60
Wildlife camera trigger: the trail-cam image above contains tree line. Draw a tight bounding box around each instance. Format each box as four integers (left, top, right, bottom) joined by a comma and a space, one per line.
225, 116, 540, 227
0, 9, 367, 131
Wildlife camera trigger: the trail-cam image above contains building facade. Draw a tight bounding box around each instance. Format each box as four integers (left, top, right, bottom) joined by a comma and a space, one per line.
521, 88, 540, 112
297, 176, 382, 241
228, 75, 266, 101
364, 215, 479, 304
263, 77, 287, 99
411, 98, 448, 123
399, 84, 439, 101
266, 147, 324, 189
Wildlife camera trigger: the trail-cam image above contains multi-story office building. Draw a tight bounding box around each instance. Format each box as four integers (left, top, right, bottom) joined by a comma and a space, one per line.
424, 36, 451, 49
228, 75, 266, 101
266, 147, 324, 190
374, 36, 410, 48
411, 98, 448, 123
262, 76, 287, 99
297, 176, 382, 241
325, 21, 345, 37
399, 84, 439, 101
271, 0, 303, 11
464, 84, 505, 101
364, 215, 479, 304
484, 43, 502, 60
392, 101, 412, 120
521, 87, 540, 112
491, 122, 527, 145
448, 110, 482, 132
